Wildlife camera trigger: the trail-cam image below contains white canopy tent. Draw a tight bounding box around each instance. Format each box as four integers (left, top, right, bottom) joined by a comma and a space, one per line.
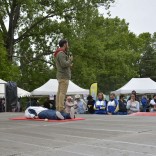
112, 78, 156, 95
31, 79, 89, 96
0, 79, 31, 97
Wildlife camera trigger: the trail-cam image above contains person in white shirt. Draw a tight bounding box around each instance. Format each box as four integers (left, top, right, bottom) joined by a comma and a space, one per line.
25, 106, 75, 120
127, 93, 140, 114
65, 96, 76, 113
149, 94, 156, 112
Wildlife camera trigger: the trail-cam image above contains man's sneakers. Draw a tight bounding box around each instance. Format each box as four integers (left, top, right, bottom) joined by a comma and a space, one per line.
56, 108, 75, 120
56, 111, 64, 120
70, 107, 75, 119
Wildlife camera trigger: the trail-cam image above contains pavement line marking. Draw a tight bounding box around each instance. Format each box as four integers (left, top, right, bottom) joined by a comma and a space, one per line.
0, 138, 92, 156
0, 131, 72, 144
0, 122, 155, 137
58, 149, 93, 156
68, 143, 155, 156
57, 125, 155, 134
0, 122, 72, 130
56, 124, 149, 133
79, 120, 156, 128
1, 130, 156, 149
0, 138, 67, 149
62, 127, 137, 133
0, 146, 34, 156
48, 133, 156, 148
60, 145, 155, 156
87, 117, 152, 120
0, 138, 154, 156
86, 118, 156, 122
1, 120, 155, 133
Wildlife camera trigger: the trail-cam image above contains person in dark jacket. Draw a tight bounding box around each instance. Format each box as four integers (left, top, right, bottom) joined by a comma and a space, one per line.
0, 99, 4, 112
117, 95, 127, 115
87, 95, 95, 114
127, 90, 139, 102
43, 100, 50, 109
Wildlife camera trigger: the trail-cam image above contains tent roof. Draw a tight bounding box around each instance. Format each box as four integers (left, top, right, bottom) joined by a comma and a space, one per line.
112, 78, 156, 95
0, 79, 31, 97
31, 79, 89, 96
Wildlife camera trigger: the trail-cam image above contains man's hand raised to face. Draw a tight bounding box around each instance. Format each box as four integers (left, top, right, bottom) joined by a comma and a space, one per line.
69, 55, 73, 62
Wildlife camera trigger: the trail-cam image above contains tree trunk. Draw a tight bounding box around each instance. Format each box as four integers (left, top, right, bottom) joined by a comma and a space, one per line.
5, 0, 20, 61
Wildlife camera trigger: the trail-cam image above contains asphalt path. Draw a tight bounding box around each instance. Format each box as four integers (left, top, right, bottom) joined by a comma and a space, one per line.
0, 112, 156, 156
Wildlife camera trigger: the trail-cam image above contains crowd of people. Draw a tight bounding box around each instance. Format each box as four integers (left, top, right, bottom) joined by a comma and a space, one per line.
0, 98, 21, 112
61, 90, 156, 115
51, 38, 156, 117
2, 39, 156, 120
86, 90, 156, 115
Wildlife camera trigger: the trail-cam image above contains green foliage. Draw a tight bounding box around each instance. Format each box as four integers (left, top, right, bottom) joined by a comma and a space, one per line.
139, 33, 156, 81
16, 37, 56, 91
0, 33, 19, 81
62, 11, 141, 93
1, 0, 155, 94
0, 0, 115, 91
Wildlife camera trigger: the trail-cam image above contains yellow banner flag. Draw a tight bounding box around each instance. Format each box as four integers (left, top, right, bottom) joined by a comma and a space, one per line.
90, 83, 98, 101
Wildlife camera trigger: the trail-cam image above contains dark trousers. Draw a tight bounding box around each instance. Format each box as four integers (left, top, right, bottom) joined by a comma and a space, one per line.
117, 112, 127, 115
38, 110, 71, 120
95, 110, 107, 114
60, 111, 71, 119
142, 105, 147, 112
38, 110, 58, 120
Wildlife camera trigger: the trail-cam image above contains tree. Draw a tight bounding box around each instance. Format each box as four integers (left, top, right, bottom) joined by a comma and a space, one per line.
139, 32, 156, 81
61, 11, 140, 92
0, 32, 19, 81
0, 0, 114, 62
0, 0, 114, 90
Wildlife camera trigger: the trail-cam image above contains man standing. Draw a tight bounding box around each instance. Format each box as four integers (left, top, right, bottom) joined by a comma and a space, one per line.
54, 39, 73, 112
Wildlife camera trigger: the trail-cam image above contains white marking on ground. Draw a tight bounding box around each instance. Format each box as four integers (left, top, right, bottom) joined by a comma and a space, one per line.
0, 138, 155, 156
0, 138, 92, 156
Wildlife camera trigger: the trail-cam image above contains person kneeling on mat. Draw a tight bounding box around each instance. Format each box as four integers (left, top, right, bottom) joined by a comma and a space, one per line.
25, 106, 75, 120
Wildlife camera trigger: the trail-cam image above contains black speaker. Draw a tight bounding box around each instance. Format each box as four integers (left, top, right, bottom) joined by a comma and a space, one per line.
5, 82, 18, 112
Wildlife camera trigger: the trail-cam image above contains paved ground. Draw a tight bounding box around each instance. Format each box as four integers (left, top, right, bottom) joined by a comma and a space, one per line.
0, 113, 156, 156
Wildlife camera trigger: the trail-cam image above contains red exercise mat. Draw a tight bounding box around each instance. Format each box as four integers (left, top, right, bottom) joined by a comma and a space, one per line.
130, 112, 156, 116
9, 117, 85, 122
